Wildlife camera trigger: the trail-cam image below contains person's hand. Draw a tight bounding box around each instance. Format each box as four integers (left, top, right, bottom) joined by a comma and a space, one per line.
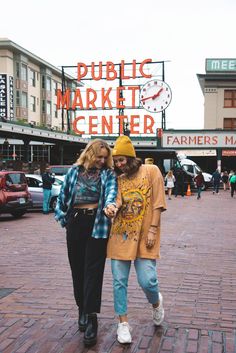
103, 204, 117, 218
146, 230, 156, 248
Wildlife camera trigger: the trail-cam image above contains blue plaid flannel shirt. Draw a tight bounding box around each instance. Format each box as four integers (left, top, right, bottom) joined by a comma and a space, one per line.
54, 165, 117, 239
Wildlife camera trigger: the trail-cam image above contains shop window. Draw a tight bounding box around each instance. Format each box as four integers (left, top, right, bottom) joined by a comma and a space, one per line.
224, 118, 236, 130
224, 90, 236, 108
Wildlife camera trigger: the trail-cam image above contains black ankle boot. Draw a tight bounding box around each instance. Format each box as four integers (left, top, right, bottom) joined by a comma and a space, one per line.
83, 313, 98, 347
78, 310, 88, 332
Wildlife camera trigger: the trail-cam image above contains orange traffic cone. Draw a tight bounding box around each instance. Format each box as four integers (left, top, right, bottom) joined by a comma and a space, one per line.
186, 183, 192, 196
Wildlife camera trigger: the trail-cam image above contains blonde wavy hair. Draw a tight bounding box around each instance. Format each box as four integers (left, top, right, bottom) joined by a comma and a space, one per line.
167, 170, 173, 178
75, 139, 113, 169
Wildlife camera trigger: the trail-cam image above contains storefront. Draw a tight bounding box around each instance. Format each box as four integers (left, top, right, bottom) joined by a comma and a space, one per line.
162, 130, 236, 173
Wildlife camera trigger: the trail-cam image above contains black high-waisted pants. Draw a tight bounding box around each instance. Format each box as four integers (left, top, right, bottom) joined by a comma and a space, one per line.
66, 209, 108, 314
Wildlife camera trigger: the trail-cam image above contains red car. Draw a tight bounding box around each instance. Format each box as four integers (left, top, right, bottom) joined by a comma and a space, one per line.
0, 171, 32, 218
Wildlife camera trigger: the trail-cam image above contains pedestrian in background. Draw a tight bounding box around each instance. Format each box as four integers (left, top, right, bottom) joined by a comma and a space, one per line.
211, 169, 221, 194
221, 170, 229, 191
229, 170, 234, 192
42, 166, 55, 214
165, 170, 176, 200
194, 171, 205, 200
174, 168, 185, 197
55, 139, 117, 347
107, 136, 167, 344
229, 171, 236, 198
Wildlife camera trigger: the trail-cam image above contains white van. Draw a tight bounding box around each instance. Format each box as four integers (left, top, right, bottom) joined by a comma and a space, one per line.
177, 153, 212, 189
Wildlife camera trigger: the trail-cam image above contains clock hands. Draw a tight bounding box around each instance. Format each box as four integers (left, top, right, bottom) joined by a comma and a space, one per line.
140, 88, 163, 102
152, 88, 163, 99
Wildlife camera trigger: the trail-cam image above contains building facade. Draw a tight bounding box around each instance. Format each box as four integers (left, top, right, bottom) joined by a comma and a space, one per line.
197, 58, 236, 131
0, 38, 76, 131
0, 38, 79, 166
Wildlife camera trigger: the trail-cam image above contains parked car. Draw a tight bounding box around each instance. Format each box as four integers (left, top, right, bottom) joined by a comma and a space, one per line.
48, 165, 72, 176
26, 174, 64, 210
0, 171, 33, 218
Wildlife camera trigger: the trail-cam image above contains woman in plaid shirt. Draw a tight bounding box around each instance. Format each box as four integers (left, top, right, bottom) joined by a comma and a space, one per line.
55, 139, 117, 347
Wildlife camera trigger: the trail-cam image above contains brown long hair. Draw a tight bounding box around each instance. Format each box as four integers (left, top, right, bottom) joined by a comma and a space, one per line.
114, 157, 142, 176
75, 139, 113, 169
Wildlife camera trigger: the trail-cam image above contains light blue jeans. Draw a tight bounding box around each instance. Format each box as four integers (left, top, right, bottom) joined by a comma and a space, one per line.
43, 189, 51, 213
111, 258, 159, 316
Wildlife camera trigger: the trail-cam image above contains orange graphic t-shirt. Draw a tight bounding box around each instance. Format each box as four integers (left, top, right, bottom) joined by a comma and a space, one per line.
107, 164, 166, 260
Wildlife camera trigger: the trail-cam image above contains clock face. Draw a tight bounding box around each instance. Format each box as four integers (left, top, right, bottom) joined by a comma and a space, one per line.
140, 79, 172, 113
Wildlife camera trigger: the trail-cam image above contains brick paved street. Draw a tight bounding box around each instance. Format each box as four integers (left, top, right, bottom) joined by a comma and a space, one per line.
0, 190, 236, 353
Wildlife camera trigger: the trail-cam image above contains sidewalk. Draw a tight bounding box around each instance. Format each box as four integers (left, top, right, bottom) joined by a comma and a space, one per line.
0, 190, 235, 352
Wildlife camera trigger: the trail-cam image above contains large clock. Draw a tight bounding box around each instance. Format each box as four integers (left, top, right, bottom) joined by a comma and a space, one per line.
140, 79, 172, 113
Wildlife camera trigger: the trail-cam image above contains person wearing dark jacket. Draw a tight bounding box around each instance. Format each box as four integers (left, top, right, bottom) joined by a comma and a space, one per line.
211, 169, 221, 194
174, 168, 185, 197
194, 171, 205, 199
42, 167, 55, 214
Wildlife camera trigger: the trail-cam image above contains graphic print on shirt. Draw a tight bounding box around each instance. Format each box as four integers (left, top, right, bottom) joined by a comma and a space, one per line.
111, 174, 151, 243
74, 167, 101, 204
121, 190, 145, 221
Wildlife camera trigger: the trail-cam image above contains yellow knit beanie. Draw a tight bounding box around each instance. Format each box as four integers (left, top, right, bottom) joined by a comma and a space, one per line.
112, 136, 136, 158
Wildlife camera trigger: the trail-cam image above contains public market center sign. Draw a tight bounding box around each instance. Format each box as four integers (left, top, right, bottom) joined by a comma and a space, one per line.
56, 59, 170, 135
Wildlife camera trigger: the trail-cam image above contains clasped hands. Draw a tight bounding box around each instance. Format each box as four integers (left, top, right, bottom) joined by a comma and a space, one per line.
103, 204, 118, 218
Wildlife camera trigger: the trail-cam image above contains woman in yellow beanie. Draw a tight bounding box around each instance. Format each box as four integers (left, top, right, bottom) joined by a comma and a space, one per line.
107, 135, 167, 344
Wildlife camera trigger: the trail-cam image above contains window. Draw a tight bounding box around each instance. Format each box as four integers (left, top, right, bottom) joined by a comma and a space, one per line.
53, 81, 58, 95
31, 145, 49, 162
182, 164, 194, 174
30, 96, 36, 112
42, 100, 46, 113
46, 77, 51, 91
47, 101, 51, 115
29, 69, 36, 87
26, 177, 42, 188
54, 104, 58, 118
224, 90, 236, 108
21, 64, 27, 81
224, 118, 236, 130
22, 92, 27, 108
16, 63, 20, 78
16, 91, 20, 106
42, 75, 45, 89
6, 173, 27, 185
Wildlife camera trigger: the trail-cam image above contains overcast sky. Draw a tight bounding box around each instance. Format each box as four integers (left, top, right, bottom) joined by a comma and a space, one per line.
1, 0, 236, 131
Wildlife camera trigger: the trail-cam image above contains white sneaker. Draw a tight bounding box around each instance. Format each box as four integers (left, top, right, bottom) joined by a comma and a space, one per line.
117, 322, 132, 344
153, 292, 164, 326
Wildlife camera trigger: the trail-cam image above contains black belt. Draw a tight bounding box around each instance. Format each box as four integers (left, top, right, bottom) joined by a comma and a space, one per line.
73, 208, 97, 217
